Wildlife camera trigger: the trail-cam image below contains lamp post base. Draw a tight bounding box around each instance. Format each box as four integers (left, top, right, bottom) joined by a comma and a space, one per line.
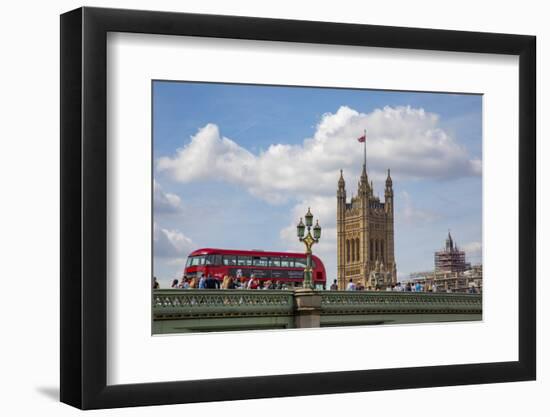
293, 288, 321, 328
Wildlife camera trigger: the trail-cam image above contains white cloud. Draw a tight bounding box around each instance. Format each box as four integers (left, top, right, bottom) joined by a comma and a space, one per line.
153, 180, 183, 214
462, 241, 482, 261
398, 191, 440, 224
153, 222, 194, 258
157, 105, 481, 204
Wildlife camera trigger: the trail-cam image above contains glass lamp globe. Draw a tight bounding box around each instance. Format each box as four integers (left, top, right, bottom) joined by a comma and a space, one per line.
305, 207, 313, 227
313, 220, 321, 240
297, 218, 305, 238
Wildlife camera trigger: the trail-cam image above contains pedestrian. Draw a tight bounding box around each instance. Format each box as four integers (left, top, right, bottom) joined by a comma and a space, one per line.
171, 278, 179, 288
346, 278, 356, 291
330, 279, 338, 291
221, 275, 230, 289
153, 276, 160, 289
239, 276, 247, 289
213, 274, 220, 289
246, 274, 255, 289
205, 274, 219, 289
198, 274, 207, 289
432, 282, 438, 293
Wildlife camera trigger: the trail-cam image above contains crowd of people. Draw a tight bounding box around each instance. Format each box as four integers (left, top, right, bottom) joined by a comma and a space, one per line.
340, 278, 478, 293
341, 278, 438, 292
153, 276, 478, 294
156, 274, 293, 290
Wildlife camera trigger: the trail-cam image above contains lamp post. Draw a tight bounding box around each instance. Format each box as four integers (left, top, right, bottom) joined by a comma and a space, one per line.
297, 207, 322, 289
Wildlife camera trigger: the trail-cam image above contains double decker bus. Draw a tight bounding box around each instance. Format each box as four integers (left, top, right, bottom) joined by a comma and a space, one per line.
184, 248, 326, 289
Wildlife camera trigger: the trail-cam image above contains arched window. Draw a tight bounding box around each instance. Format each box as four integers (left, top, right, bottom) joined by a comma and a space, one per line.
355, 238, 360, 262
346, 240, 350, 263
351, 239, 355, 262
370, 239, 374, 261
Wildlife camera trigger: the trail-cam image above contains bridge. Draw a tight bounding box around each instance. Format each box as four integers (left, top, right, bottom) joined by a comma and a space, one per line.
153, 289, 482, 334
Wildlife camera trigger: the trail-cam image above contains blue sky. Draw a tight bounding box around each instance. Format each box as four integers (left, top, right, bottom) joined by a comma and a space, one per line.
152, 81, 482, 288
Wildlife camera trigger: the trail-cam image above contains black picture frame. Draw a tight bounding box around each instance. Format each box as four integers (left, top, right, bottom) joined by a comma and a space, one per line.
60, 6, 536, 410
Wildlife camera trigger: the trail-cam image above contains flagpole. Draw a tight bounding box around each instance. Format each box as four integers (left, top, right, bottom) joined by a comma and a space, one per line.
363, 128, 367, 170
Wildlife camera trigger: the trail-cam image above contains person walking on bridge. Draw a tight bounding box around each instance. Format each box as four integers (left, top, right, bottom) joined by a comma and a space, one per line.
346, 279, 356, 291
205, 274, 219, 289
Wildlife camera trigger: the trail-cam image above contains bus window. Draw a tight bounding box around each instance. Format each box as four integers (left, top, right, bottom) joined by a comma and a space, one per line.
281, 258, 291, 268
269, 257, 281, 267
312, 259, 317, 268
293, 258, 307, 268
237, 256, 252, 266
190, 255, 206, 266
253, 256, 268, 267
222, 255, 237, 266
205, 254, 221, 265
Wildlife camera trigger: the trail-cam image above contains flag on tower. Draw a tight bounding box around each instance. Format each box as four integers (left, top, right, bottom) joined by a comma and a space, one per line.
358, 129, 367, 169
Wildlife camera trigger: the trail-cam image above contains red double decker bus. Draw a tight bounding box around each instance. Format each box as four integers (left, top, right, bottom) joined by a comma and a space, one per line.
184, 248, 326, 289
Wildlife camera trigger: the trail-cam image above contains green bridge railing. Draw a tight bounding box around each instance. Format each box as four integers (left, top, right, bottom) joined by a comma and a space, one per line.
153, 289, 482, 334
320, 291, 481, 315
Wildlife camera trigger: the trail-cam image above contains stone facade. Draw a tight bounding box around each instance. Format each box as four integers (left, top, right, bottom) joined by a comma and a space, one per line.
337, 164, 396, 289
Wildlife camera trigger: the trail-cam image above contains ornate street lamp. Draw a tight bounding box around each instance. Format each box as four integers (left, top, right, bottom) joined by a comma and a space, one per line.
297, 208, 322, 289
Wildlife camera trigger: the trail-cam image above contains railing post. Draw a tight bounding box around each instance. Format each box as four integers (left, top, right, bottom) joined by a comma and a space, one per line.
293, 288, 322, 328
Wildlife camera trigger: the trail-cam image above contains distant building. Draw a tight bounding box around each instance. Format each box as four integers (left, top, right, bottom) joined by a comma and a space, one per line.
434, 231, 468, 272
407, 233, 481, 293
408, 264, 482, 293
336, 163, 396, 290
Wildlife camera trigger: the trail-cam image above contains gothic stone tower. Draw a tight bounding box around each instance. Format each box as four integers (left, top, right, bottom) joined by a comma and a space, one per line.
337, 165, 396, 289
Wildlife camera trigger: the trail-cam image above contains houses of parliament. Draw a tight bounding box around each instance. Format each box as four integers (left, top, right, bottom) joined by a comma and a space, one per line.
337, 163, 397, 289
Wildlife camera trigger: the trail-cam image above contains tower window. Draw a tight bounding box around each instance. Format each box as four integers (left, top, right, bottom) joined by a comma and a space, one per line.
351, 239, 355, 262
370, 239, 374, 261
346, 240, 350, 263
355, 238, 360, 262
